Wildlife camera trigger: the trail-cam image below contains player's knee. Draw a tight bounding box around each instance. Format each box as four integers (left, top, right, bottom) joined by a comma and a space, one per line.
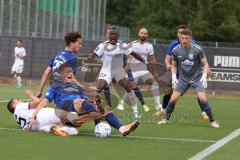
198, 97, 207, 104
73, 99, 84, 107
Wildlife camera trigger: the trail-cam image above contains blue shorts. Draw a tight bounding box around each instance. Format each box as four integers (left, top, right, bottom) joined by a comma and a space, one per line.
60, 100, 76, 112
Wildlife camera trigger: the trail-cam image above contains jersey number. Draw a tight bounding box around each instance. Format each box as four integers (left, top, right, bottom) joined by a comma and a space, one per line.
14, 115, 28, 128
53, 59, 64, 70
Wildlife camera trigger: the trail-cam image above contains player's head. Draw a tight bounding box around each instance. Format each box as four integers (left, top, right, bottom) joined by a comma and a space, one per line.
138, 27, 148, 42
180, 28, 192, 48
7, 99, 22, 114
106, 26, 115, 39
176, 24, 188, 40
107, 27, 119, 44
64, 32, 82, 53
16, 39, 23, 47
59, 64, 73, 83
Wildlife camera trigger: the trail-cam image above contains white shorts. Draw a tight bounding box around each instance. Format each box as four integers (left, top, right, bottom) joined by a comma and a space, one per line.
31, 108, 61, 132
132, 71, 154, 83
98, 68, 126, 84
11, 62, 24, 73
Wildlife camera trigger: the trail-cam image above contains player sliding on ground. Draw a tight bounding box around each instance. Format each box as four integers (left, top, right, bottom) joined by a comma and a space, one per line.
158, 28, 220, 128
29, 64, 139, 136
7, 89, 80, 136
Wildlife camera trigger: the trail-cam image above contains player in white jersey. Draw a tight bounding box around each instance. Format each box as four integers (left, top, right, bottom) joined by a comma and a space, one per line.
117, 28, 163, 113
7, 90, 80, 136
88, 27, 145, 119
11, 39, 26, 88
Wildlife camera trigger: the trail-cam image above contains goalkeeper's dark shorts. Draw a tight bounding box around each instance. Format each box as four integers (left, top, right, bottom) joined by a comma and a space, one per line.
175, 79, 205, 95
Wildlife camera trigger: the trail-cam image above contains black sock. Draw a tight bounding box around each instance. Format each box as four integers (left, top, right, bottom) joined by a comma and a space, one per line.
165, 102, 176, 120
162, 93, 172, 109
133, 87, 145, 105
200, 101, 214, 122
104, 86, 111, 107
198, 98, 204, 112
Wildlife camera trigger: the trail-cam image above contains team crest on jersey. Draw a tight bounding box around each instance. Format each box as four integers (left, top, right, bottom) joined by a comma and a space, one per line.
189, 54, 193, 60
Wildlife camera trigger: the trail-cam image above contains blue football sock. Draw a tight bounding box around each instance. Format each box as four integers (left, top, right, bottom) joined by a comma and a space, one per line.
82, 101, 95, 112
105, 113, 122, 130
94, 119, 100, 125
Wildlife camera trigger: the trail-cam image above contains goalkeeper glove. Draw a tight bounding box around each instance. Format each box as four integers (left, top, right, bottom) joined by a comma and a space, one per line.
200, 73, 207, 88
172, 74, 178, 89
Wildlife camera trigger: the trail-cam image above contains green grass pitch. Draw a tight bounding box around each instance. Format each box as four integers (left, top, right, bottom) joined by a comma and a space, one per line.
0, 84, 239, 160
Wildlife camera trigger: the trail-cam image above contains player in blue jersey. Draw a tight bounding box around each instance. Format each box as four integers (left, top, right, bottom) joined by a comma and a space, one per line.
36, 32, 84, 98
155, 25, 210, 120
30, 64, 139, 136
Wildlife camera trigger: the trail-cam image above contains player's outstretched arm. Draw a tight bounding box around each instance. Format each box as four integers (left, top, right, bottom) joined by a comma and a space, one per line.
165, 55, 172, 70
25, 90, 41, 109
148, 55, 159, 79
130, 51, 145, 63
201, 57, 210, 75
36, 66, 52, 97
88, 53, 98, 62
171, 59, 178, 89
28, 98, 49, 130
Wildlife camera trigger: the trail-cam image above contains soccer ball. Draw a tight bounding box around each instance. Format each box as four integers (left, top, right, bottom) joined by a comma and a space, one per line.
94, 122, 111, 138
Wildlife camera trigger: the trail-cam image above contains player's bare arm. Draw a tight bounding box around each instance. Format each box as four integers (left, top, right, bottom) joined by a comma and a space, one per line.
88, 52, 98, 62
165, 55, 172, 70
130, 51, 145, 63
148, 55, 159, 79
171, 59, 177, 75
124, 55, 132, 72
200, 57, 210, 75
37, 66, 52, 97
25, 90, 41, 108
28, 98, 49, 130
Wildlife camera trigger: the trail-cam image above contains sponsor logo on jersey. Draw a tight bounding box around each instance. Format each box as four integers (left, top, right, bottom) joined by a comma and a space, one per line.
181, 59, 194, 66
189, 54, 193, 60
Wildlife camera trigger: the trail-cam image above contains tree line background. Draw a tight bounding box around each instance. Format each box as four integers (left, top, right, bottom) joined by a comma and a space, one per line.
106, 0, 240, 43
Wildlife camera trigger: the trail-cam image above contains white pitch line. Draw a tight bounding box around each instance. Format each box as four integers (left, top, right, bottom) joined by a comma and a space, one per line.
0, 127, 215, 143
188, 128, 240, 160
78, 132, 216, 143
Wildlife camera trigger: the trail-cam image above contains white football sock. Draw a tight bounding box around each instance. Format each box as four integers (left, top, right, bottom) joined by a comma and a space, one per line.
60, 127, 78, 135
127, 90, 138, 112
16, 76, 21, 87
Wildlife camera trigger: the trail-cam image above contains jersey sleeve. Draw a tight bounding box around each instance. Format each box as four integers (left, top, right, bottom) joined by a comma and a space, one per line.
172, 49, 178, 61
149, 44, 154, 56
17, 102, 30, 111
198, 48, 206, 60
45, 86, 56, 102
124, 45, 133, 56
22, 48, 26, 56
93, 43, 104, 56
48, 55, 55, 68
167, 41, 177, 56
